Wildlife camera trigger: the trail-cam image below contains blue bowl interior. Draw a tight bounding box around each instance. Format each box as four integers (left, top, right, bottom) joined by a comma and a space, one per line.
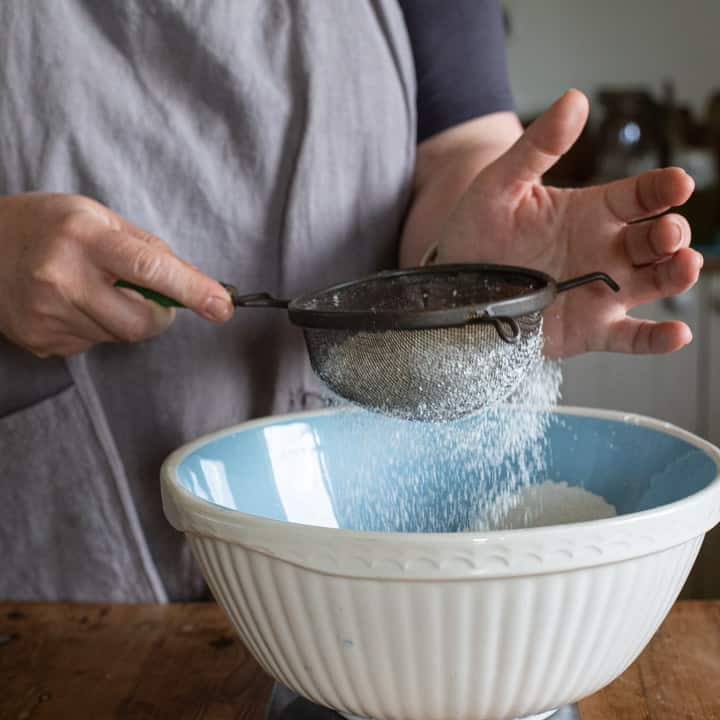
175, 410, 718, 533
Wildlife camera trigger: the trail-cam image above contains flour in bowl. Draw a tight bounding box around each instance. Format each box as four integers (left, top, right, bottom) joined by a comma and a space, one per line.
471, 480, 617, 531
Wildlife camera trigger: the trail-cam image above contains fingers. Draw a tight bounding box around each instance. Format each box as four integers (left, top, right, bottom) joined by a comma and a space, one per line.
484, 89, 589, 187
111, 216, 210, 284
604, 318, 692, 354
41, 335, 95, 358
18, 274, 177, 357
624, 213, 691, 266
15, 310, 112, 357
60, 302, 118, 344
604, 167, 694, 223
78, 201, 182, 259
0, 193, 211, 357
112, 216, 175, 254
628, 247, 703, 305
90, 230, 233, 322
19, 335, 92, 359
86, 284, 176, 342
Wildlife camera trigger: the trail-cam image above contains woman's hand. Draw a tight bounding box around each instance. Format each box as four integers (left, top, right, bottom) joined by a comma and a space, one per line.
425, 90, 702, 359
0, 192, 233, 357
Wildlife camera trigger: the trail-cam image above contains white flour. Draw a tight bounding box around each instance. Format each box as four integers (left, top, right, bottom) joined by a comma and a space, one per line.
321, 359, 613, 533
473, 480, 617, 531
313, 314, 544, 422
316, 349, 617, 532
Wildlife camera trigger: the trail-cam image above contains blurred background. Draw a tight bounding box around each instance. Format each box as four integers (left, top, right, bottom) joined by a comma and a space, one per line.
503, 0, 720, 598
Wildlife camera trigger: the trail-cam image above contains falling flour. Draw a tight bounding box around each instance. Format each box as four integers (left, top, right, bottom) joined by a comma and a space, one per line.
308, 328, 615, 533
312, 353, 617, 533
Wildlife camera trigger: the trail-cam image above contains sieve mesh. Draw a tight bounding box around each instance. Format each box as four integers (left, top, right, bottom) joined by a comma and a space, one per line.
304, 312, 543, 422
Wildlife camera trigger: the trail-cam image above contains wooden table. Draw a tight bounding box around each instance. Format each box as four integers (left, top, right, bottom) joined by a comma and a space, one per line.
1, 601, 718, 719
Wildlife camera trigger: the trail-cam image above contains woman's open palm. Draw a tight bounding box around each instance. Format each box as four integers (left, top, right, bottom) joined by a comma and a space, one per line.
438, 90, 702, 358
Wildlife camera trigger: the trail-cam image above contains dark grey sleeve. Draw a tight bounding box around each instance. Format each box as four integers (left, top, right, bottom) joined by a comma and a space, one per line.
398, 0, 515, 143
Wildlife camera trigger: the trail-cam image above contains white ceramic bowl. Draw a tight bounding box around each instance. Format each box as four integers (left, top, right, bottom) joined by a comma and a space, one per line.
162, 407, 720, 720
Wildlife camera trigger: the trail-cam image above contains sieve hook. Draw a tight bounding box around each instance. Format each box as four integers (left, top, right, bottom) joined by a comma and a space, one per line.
556, 273, 620, 294
490, 316, 521, 344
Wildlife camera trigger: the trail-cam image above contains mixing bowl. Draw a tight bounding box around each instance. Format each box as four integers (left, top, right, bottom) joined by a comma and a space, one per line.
161, 407, 720, 720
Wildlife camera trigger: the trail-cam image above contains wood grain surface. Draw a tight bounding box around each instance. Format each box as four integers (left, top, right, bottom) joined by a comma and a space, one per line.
1, 601, 718, 719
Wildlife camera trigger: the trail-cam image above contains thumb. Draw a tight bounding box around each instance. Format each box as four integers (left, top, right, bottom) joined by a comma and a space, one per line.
485, 88, 589, 187
115, 285, 178, 338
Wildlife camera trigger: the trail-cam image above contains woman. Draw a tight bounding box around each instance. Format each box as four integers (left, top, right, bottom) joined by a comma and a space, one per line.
0, 0, 699, 601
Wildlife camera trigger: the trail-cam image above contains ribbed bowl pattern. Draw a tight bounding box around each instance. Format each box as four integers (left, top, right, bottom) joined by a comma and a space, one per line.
189, 533, 703, 720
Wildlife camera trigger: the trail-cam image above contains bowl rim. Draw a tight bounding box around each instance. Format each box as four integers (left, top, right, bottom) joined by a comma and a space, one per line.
161, 406, 720, 579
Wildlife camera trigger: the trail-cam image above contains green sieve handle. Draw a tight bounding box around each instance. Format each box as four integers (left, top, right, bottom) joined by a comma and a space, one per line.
113, 280, 290, 309
114, 280, 184, 307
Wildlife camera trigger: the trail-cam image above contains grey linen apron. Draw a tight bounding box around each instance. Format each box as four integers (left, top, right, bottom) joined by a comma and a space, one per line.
0, 0, 416, 601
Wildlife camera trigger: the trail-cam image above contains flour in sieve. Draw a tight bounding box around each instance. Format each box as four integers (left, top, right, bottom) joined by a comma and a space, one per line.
306, 313, 544, 422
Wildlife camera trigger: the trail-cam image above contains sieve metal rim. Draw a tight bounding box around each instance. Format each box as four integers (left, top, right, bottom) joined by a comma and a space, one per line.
286, 263, 557, 331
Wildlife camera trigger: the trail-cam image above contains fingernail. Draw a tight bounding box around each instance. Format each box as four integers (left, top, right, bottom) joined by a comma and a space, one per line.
203, 295, 232, 322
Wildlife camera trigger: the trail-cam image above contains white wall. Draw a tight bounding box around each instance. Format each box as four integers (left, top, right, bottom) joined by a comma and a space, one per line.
504, 1, 720, 118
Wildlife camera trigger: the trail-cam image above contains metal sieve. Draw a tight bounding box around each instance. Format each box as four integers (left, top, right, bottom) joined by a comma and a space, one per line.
118, 264, 619, 421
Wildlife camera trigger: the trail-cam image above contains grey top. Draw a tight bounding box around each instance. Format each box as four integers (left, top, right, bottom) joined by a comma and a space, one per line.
0, 0, 416, 601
